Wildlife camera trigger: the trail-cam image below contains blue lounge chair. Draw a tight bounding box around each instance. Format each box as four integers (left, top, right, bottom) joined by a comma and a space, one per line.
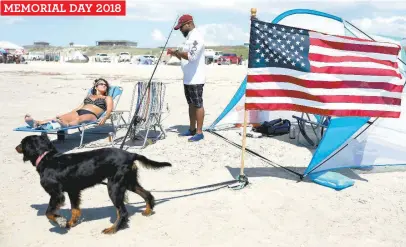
13, 85, 124, 148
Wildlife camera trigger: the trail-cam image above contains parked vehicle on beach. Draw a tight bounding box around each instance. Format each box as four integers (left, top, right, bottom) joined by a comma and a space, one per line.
204, 49, 215, 64
95, 53, 111, 63
213, 51, 223, 63
217, 53, 239, 65
27, 52, 45, 61
118, 52, 131, 63
134, 55, 157, 64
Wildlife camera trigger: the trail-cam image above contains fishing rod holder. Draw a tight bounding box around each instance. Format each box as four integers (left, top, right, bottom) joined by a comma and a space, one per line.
114, 81, 168, 149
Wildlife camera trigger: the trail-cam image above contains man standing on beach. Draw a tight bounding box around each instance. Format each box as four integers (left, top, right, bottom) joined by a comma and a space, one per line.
168, 14, 206, 142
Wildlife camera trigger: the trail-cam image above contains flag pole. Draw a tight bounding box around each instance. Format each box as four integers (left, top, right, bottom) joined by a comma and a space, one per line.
228, 7, 256, 190
240, 8, 257, 176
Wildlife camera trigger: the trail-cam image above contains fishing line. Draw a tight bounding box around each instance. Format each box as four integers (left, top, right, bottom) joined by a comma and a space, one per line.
120, 15, 180, 149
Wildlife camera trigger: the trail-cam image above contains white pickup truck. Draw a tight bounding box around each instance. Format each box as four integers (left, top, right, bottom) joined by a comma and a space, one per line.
27, 52, 45, 61
204, 49, 223, 64
95, 53, 111, 63
118, 52, 131, 63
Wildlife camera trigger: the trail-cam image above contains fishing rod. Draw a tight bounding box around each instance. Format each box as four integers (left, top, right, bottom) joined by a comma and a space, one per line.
119, 15, 179, 149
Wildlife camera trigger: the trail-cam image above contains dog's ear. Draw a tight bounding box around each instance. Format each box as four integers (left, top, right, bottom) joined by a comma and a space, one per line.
40, 134, 50, 142
40, 134, 58, 152
41, 134, 52, 146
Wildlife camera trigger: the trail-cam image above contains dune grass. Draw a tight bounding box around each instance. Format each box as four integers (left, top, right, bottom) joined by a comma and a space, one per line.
26, 45, 249, 58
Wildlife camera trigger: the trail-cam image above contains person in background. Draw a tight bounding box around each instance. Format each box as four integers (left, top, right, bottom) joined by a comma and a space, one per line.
167, 14, 206, 142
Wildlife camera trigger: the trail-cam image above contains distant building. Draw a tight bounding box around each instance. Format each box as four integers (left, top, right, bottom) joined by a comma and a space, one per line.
96, 40, 138, 47
33, 41, 50, 47
69, 42, 87, 48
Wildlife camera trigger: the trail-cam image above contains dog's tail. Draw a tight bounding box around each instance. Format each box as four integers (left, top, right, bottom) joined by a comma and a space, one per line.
131, 153, 172, 169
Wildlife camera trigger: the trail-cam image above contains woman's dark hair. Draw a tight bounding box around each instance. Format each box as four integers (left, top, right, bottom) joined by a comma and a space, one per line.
91, 78, 110, 95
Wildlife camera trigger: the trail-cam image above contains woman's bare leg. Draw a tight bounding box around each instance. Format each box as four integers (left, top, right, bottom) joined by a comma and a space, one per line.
57, 114, 97, 127
25, 114, 56, 127
56, 112, 81, 126
65, 114, 97, 126
25, 111, 80, 127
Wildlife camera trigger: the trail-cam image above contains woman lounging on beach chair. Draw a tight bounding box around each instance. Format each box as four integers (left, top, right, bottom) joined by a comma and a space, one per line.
24, 78, 114, 129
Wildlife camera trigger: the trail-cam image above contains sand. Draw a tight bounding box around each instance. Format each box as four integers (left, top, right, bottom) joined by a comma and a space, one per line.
1, 62, 406, 247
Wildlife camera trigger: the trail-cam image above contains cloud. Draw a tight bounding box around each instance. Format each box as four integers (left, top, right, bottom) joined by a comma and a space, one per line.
351, 16, 406, 37
0, 17, 24, 25
165, 23, 249, 47
151, 29, 165, 41
118, 2, 176, 22
121, 0, 406, 22
198, 23, 249, 46
368, 2, 406, 10
120, 1, 406, 46
120, 0, 284, 22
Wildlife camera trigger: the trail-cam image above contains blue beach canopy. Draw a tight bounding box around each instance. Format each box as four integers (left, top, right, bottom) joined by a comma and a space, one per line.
205, 9, 406, 190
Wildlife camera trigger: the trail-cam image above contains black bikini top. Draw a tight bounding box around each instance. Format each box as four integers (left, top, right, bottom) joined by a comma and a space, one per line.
84, 96, 107, 111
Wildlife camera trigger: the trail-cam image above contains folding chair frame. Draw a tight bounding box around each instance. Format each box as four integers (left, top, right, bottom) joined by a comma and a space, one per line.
112, 81, 168, 149
292, 112, 330, 148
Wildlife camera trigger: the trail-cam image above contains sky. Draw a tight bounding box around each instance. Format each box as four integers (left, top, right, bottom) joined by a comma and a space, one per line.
1, 0, 406, 48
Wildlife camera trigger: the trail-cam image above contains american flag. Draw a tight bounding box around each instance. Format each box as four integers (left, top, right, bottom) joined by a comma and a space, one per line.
246, 19, 404, 118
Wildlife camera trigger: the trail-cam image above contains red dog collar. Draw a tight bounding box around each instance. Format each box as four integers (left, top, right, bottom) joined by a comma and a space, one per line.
36, 151, 49, 167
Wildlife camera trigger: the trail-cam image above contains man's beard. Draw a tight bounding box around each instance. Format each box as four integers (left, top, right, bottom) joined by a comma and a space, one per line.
182, 30, 189, 37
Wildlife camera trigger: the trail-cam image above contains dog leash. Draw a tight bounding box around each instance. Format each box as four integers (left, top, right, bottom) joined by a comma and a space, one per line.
150, 180, 237, 192
98, 179, 242, 192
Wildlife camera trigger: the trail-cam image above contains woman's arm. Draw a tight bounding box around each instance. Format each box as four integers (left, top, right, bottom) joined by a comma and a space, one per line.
68, 96, 87, 114
72, 102, 85, 112
98, 96, 114, 125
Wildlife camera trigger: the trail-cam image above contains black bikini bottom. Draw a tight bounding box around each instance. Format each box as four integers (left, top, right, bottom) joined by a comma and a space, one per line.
76, 109, 99, 118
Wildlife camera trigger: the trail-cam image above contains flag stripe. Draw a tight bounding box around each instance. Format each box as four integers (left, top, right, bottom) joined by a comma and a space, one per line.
246, 81, 402, 98
308, 53, 398, 68
310, 61, 398, 71
310, 31, 400, 49
247, 74, 403, 92
310, 65, 402, 78
244, 97, 400, 111
248, 67, 404, 85
245, 89, 401, 105
245, 103, 401, 118
310, 37, 400, 55
309, 46, 398, 62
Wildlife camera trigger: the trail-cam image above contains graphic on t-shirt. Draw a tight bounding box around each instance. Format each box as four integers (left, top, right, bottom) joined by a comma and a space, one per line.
190, 40, 198, 56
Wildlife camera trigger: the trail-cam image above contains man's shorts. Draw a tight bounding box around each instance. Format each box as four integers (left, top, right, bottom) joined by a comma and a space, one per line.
184, 84, 204, 108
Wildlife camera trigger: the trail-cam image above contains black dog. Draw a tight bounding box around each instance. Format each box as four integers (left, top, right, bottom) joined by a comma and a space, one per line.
15, 135, 172, 234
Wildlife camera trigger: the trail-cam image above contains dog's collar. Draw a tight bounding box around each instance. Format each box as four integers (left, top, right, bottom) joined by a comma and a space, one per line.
36, 151, 49, 167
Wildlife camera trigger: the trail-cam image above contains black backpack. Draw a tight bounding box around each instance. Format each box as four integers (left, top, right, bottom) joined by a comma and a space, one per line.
252, 118, 291, 136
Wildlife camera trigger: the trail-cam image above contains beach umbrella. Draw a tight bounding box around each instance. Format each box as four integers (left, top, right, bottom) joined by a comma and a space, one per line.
14, 49, 24, 55
0, 41, 24, 50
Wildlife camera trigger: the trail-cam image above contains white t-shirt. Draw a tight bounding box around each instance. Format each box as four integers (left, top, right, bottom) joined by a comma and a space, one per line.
180, 28, 206, 85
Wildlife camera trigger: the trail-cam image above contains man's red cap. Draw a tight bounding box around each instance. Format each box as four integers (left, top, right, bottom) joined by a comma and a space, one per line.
174, 14, 193, 30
